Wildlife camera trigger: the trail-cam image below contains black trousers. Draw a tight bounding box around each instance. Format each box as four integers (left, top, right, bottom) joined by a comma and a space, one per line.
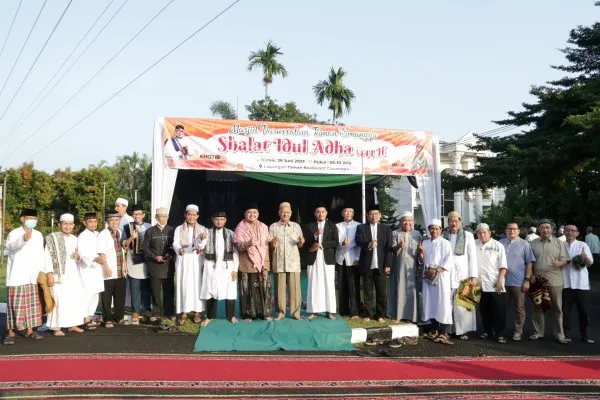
563, 288, 589, 341
206, 298, 235, 320
338, 262, 361, 317
150, 277, 175, 317
431, 319, 451, 334
102, 277, 126, 323
480, 292, 507, 337
363, 269, 387, 319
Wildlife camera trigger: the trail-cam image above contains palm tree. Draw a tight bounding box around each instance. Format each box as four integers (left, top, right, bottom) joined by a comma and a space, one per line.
209, 100, 237, 119
247, 41, 288, 99
313, 67, 355, 125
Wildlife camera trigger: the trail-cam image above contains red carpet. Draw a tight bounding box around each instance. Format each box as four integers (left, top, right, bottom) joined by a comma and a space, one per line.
1, 354, 600, 398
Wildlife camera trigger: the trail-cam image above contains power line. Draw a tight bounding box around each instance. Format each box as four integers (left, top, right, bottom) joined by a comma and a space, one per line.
0, 0, 74, 125
0, 0, 23, 62
24, 0, 243, 162
0, 0, 119, 145
0, 0, 174, 161
439, 125, 517, 151
0, 0, 48, 101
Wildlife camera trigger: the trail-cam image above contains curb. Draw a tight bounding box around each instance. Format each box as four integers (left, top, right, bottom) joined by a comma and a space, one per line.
351, 323, 419, 344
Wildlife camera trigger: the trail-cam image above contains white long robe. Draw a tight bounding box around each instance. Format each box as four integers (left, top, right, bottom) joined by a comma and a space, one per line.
307, 249, 337, 314
45, 234, 86, 328
174, 224, 206, 313
422, 237, 454, 325
199, 228, 239, 300
448, 231, 478, 335
77, 229, 105, 316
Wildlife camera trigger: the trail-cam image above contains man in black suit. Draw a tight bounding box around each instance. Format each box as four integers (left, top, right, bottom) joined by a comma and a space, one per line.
302, 203, 339, 320
355, 204, 392, 323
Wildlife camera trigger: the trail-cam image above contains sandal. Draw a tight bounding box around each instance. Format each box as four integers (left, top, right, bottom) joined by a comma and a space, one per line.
529, 334, 542, 340
479, 333, 489, 340
426, 331, 439, 340
436, 334, 454, 345
131, 317, 140, 325
119, 319, 131, 326
105, 321, 114, 329
176, 318, 186, 326
459, 334, 469, 340
3, 336, 16, 345
52, 330, 65, 337
193, 315, 201, 324
68, 327, 84, 333
497, 336, 507, 344
26, 332, 44, 340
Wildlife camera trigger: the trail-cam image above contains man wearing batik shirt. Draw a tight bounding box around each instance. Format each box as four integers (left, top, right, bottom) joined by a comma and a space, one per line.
529, 219, 570, 344
4, 208, 45, 344
269, 202, 305, 320
475, 223, 508, 344
562, 224, 594, 344
499, 221, 536, 341
97, 212, 128, 328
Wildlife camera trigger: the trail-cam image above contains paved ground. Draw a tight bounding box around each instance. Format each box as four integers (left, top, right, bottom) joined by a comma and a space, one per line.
1, 277, 599, 358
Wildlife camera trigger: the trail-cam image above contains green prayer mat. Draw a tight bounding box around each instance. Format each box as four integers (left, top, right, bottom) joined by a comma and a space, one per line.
194, 272, 354, 351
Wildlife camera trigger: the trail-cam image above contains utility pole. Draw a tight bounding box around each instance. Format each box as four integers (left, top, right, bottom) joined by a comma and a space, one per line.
102, 182, 106, 223
0, 176, 6, 267
134, 189, 138, 205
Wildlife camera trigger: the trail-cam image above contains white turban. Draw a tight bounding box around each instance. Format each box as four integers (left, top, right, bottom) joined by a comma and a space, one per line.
60, 213, 74, 222
400, 211, 413, 220
115, 198, 128, 207
428, 218, 442, 228
477, 223, 490, 231
185, 204, 199, 213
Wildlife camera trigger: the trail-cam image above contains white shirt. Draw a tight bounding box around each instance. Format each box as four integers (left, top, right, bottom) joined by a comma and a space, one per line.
475, 238, 508, 293
317, 221, 325, 244
97, 228, 124, 280
563, 240, 592, 290
119, 214, 134, 234
525, 233, 539, 242
77, 229, 106, 294
5, 227, 45, 286
336, 220, 360, 265
558, 235, 566, 242
370, 223, 378, 270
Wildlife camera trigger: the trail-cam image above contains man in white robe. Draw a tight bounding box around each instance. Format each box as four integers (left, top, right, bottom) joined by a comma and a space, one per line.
199, 211, 239, 326
77, 212, 105, 330
173, 204, 207, 324
302, 203, 339, 320
44, 213, 87, 336
443, 211, 478, 339
420, 218, 454, 345
389, 211, 421, 323
115, 197, 133, 309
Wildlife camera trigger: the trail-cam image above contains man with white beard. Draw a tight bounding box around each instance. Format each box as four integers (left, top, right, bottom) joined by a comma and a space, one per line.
44, 213, 87, 336
420, 218, 454, 345
77, 212, 105, 330
173, 204, 207, 325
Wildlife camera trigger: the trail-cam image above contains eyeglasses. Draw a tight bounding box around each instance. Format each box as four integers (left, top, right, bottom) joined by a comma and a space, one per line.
564, 229, 578, 233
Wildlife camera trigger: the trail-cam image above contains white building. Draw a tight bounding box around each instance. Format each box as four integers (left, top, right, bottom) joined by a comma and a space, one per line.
390, 131, 505, 229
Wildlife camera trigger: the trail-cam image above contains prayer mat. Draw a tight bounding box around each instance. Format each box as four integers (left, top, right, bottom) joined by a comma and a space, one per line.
455, 279, 482, 311
2, 354, 600, 399
529, 276, 552, 312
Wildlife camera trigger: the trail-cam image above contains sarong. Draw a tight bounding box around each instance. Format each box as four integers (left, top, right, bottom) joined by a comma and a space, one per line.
238, 271, 272, 319
7, 284, 42, 330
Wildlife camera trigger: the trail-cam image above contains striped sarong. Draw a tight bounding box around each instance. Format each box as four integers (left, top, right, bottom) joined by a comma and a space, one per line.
6, 284, 42, 330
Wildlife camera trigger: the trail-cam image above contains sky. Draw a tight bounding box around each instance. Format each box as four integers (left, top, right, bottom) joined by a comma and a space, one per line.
0, 0, 596, 172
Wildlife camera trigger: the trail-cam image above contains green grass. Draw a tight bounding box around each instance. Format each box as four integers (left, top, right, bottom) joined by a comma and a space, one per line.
343, 316, 402, 329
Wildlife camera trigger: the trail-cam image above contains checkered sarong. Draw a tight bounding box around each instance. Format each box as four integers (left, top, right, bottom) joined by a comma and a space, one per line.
6, 284, 42, 330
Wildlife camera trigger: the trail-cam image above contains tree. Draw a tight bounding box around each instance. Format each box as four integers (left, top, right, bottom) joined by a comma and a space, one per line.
247, 40, 288, 99
313, 67, 355, 125
111, 152, 151, 204
377, 177, 401, 231
445, 12, 600, 226
209, 100, 237, 120
245, 98, 319, 123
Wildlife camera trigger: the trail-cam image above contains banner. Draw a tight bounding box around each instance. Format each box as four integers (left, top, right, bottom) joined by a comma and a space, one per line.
162, 118, 434, 176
